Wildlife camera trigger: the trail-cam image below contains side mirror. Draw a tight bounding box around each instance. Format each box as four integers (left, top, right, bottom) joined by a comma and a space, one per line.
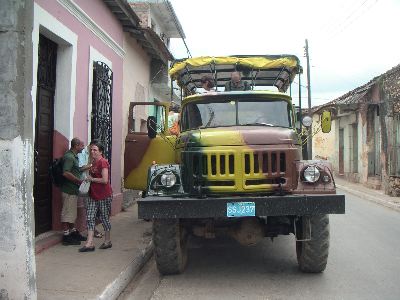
147, 116, 157, 139
321, 111, 332, 133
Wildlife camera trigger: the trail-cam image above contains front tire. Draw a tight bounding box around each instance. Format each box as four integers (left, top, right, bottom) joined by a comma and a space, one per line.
296, 215, 330, 273
153, 219, 188, 275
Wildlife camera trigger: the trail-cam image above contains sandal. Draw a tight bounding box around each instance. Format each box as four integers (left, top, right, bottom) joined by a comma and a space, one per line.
99, 242, 112, 249
94, 230, 103, 238
79, 245, 95, 252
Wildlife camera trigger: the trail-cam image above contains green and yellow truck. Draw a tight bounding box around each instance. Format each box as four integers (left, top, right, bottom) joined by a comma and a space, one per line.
124, 55, 345, 275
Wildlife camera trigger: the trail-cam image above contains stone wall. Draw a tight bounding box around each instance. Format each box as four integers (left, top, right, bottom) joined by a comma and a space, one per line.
0, 0, 36, 299
387, 175, 400, 196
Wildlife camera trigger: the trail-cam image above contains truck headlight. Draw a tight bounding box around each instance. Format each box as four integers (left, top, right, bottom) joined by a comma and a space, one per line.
303, 166, 320, 183
160, 172, 177, 188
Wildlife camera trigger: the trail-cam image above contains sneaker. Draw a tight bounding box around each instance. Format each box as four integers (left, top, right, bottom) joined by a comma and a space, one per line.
70, 230, 87, 241
62, 234, 81, 246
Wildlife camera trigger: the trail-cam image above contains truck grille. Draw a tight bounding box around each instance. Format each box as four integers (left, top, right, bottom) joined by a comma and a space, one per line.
243, 151, 286, 175
192, 152, 235, 176
183, 148, 293, 193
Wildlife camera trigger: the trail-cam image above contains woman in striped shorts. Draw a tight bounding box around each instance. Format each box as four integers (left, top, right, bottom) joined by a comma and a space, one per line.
79, 141, 113, 252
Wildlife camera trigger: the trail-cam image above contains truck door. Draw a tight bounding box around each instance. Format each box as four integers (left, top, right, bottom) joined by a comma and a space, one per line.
124, 102, 177, 191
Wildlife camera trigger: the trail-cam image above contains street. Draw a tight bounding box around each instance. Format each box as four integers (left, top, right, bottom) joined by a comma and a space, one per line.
120, 188, 400, 300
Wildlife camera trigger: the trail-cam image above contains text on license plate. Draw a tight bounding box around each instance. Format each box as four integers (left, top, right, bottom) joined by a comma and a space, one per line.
226, 202, 255, 217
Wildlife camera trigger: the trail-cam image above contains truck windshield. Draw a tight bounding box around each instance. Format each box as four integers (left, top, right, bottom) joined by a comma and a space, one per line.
181, 97, 293, 131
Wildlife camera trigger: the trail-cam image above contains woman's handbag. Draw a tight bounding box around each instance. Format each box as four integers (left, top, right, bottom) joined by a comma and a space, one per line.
78, 180, 90, 197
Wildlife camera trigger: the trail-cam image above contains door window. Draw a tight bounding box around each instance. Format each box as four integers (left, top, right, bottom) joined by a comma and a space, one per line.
130, 103, 166, 134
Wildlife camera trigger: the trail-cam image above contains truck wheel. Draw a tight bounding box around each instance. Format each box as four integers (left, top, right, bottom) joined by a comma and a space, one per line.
296, 214, 330, 273
153, 219, 188, 275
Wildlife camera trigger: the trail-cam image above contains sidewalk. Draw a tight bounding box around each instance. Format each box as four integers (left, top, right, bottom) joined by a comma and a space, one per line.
334, 177, 400, 212
35, 202, 153, 300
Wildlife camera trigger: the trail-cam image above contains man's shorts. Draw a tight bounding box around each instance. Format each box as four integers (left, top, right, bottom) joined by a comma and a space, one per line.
61, 192, 78, 223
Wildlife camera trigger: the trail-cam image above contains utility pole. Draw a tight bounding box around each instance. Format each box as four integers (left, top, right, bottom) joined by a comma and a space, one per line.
305, 39, 312, 159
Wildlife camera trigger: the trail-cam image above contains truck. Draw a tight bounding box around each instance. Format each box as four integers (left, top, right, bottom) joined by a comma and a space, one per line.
124, 55, 345, 275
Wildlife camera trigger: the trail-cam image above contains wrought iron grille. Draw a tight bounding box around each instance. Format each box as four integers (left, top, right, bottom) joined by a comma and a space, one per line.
92, 61, 113, 172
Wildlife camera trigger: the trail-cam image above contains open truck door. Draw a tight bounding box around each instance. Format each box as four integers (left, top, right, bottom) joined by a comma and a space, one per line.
124, 102, 177, 191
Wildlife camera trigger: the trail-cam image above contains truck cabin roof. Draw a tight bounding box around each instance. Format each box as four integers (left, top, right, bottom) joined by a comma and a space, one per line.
169, 55, 302, 95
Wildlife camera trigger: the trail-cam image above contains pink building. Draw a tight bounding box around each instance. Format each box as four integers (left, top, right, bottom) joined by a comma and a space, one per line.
32, 0, 183, 237
32, 0, 128, 236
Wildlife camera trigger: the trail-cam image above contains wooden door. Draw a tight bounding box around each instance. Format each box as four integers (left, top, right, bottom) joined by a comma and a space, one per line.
34, 35, 57, 235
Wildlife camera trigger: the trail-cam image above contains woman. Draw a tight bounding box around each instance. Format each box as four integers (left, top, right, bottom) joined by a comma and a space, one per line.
79, 141, 113, 252
200, 75, 215, 92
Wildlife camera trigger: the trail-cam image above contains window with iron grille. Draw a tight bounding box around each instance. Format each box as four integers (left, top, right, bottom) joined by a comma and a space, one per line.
91, 61, 113, 174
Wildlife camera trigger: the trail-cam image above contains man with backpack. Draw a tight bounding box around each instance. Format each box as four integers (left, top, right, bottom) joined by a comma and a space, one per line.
60, 137, 91, 245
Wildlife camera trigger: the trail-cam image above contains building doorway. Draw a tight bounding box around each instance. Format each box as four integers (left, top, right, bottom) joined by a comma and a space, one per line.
339, 128, 344, 175
34, 34, 57, 235
367, 106, 381, 177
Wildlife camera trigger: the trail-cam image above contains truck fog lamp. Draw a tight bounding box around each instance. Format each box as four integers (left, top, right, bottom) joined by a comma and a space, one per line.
160, 172, 176, 188
303, 166, 320, 183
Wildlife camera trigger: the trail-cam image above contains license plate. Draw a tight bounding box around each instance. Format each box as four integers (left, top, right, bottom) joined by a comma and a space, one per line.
227, 202, 255, 217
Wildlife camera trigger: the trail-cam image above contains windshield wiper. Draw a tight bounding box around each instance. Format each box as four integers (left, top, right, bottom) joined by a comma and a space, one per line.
241, 123, 275, 127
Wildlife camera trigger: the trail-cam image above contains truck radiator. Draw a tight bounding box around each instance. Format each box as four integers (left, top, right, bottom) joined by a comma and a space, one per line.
182, 149, 293, 193
244, 151, 286, 175
192, 152, 235, 176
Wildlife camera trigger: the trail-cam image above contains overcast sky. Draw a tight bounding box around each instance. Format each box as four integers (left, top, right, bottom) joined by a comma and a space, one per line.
168, 0, 400, 107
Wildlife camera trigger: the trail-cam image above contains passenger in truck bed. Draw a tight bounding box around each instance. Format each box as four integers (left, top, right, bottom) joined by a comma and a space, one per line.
200, 75, 215, 93
224, 71, 251, 91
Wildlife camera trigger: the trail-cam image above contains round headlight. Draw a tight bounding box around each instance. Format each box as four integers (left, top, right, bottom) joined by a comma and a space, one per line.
302, 115, 313, 127
303, 166, 320, 183
160, 172, 176, 188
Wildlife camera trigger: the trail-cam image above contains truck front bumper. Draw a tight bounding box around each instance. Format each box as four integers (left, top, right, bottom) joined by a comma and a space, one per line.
137, 194, 345, 219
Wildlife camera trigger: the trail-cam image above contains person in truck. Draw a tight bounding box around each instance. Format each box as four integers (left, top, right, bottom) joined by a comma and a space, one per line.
200, 75, 215, 92
224, 71, 251, 91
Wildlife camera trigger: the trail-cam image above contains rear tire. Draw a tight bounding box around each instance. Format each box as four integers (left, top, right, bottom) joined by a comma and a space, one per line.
153, 219, 188, 275
296, 214, 330, 273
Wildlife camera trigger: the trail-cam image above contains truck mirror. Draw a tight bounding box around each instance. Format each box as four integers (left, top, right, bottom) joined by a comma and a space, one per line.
321, 111, 332, 133
147, 116, 157, 139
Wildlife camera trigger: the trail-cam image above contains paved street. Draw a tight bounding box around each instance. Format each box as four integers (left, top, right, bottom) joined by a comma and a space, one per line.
120, 188, 400, 300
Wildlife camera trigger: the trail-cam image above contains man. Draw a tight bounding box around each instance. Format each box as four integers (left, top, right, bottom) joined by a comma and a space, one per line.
224, 71, 251, 91
61, 137, 91, 245
168, 104, 180, 136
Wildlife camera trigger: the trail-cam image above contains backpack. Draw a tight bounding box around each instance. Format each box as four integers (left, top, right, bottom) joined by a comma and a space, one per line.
49, 158, 64, 187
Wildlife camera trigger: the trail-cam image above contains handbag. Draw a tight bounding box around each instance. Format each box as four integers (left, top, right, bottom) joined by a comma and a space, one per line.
78, 180, 90, 197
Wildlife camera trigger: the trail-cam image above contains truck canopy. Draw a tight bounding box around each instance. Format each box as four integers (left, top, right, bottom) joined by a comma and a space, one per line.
169, 55, 302, 95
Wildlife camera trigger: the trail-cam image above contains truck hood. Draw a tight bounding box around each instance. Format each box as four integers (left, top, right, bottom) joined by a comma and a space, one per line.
177, 126, 299, 147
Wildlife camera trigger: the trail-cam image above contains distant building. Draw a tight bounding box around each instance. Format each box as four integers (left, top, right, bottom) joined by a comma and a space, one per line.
313, 64, 400, 195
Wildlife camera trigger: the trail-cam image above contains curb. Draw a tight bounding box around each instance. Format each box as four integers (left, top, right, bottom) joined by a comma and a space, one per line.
98, 239, 154, 300
336, 184, 400, 212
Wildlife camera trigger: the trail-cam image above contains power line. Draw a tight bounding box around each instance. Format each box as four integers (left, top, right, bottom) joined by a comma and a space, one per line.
325, 0, 379, 41
318, 0, 367, 35
292, 81, 308, 89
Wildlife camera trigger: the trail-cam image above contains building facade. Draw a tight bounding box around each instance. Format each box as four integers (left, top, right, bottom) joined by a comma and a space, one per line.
313, 64, 400, 196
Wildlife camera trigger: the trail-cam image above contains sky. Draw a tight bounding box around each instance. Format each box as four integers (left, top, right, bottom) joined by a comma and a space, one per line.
168, 0, 400, 107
